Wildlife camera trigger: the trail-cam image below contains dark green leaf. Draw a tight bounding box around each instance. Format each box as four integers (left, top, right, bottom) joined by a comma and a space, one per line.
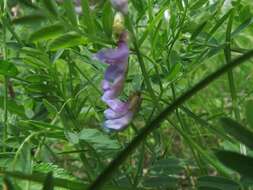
3, 177, 16, 190
216, 150, 253, 179
220, 117, 253, 149
245, 100, 253, 129
143, 176, 178, 188
197, 176, 240, 190
42, 0, 58, 16
42, 172, 54, 190
0, 170, 141, 190
12, 14, 47, 25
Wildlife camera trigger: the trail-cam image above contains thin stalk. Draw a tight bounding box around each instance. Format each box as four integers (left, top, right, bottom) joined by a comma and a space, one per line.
73, 63, 102, 95
1, 3, 8, 152
126, 15, 161, 110
224, 10, 246, 154
171, 84, 207, 174
167, 119, 229, 176
225, 10, 240, 120
87, 50, 253, 190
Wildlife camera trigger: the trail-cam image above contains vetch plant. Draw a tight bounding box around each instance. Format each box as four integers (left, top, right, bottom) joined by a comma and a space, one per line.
1, 0, 253, 190
94, 0, 140, 131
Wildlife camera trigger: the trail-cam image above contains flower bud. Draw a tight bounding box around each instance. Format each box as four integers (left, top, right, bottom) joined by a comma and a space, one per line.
113, 12, 125, 35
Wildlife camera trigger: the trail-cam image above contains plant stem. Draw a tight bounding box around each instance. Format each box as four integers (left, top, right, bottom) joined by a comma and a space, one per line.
224, 10, 246, 155
126, 15, 161, 110
1, 1, 8, 152
87, 50, 253, 190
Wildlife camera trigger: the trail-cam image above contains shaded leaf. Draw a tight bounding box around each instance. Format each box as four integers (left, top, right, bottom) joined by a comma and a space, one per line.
143, 176, 178, 188
42, 0, 58, 16
3, 177, 16, 190
216, 150, 253, 180
245, 100, 253, 129
197, 176, 240, 190
12, 14, 47, 25
220, 117, 253, 149
42, 172, 54, 190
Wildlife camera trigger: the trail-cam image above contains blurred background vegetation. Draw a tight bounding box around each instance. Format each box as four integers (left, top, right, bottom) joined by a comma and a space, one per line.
1, 0, 253, 189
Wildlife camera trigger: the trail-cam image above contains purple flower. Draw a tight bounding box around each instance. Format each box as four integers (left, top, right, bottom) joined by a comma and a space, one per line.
94, 32, 141, 131
103, 93, 141, 131
110, 0, 128, 14
94, 32, 129, 99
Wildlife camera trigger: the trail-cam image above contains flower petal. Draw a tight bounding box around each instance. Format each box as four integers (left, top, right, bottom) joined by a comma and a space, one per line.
104, 99, 129, 113
93, 42, 129, 65
104, 111, 133, 130
110, 0, 128, 14
104, 108, 125, 119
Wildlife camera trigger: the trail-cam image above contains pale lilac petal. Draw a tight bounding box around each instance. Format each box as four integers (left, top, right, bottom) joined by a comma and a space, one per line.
110, 0, 128, 14
94, 42, 129, 65
104, 108, 125, 119
102, 80, 111, 91
104, 112, 133, 130
105, 99, 129, 113
101, 76, 125, 99
104, 63, 126, 81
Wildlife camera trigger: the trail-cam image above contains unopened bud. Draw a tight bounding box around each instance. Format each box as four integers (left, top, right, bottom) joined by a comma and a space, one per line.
113, 12, 125, 35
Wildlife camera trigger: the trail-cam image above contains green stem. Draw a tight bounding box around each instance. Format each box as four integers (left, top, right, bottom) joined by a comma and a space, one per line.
1, 3, 8, 152
87, 50, 253, 190
224, 11, 246, 155
225, 10, 240, 121
126, 15, 161, 110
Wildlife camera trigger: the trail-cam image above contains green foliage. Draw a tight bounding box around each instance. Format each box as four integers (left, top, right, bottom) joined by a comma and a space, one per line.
1, 0, 253, 189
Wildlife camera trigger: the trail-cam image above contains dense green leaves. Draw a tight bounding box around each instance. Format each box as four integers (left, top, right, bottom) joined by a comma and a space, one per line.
1, 0, 253, 189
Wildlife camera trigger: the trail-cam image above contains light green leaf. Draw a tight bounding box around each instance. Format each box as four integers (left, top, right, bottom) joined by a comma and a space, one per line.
0, 60, 18, 77
48, 32, 87, 51
29, 24, 65, 42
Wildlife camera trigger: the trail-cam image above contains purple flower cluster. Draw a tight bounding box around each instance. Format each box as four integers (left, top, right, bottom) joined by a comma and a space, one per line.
94, 32, 140, 131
